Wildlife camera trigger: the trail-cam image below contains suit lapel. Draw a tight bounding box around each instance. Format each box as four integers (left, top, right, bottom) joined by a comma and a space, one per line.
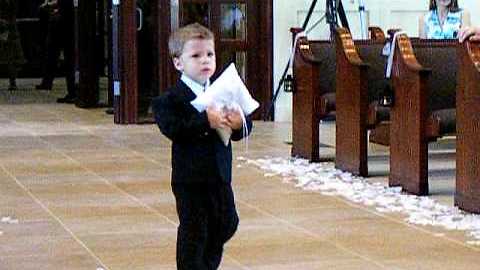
176, 80, 197, 102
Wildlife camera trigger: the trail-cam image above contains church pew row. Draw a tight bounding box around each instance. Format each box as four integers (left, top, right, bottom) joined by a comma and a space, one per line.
454, 40, 480, 213
291, 27, 386, 163
293, 29, 458, 178
292, 30, 480, 212
390, 35, 457, 196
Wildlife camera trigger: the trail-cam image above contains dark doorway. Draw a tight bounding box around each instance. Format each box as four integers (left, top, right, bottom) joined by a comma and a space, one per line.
115, 0, 272, 123
0, 1, 108, 107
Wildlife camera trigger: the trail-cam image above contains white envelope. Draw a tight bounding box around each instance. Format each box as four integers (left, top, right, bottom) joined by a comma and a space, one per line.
191, 63, 259, 145
191, 63, 259, 114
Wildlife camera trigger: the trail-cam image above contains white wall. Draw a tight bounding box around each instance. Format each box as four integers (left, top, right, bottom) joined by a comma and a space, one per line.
273, 0, 480, 122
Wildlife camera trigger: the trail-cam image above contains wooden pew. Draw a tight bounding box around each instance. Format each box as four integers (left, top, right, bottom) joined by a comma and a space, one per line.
455, 40, 480, 213
293, 30, 480, 209
336, 30, 460, 180
291, 27, 386, 162
292, 38, 334, 161
390, 35, 457, 195
335, 28, 390, 176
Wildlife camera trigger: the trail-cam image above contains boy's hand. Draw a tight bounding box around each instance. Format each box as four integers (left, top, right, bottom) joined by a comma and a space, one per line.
226, 109, 243, 130
206, 106, 227, 129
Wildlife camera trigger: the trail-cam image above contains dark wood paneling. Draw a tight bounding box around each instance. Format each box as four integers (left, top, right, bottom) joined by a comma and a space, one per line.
77, 0, 99, 107
120, 0, 138, 123
256, 0, 273, 120
156, 0, 171, 98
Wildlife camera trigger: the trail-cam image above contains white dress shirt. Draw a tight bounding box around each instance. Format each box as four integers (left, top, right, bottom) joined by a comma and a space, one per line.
181, 74, 210, 97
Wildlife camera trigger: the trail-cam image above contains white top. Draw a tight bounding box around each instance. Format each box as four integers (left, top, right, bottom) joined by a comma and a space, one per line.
423, 10, 463, 39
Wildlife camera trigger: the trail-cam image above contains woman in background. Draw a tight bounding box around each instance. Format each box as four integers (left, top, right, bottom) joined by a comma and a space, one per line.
0, 0, 25, 90
419, 0, 470, 39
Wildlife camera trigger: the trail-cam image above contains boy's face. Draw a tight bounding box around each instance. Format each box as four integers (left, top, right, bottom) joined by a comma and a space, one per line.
173, 38, 216, 85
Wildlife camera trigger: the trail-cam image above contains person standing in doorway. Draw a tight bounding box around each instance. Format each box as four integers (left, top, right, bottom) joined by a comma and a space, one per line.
36, 0, 76, 103
0, 0, 25, 90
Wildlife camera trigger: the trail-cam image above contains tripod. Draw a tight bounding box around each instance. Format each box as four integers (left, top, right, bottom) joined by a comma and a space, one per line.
263, 0, 351, 121
326, 0, 350, 38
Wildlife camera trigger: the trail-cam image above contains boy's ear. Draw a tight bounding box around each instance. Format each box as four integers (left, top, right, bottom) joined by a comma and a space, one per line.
172, 57, 183, 72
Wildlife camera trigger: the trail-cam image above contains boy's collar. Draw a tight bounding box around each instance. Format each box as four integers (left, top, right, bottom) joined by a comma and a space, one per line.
180, 74, 210, 97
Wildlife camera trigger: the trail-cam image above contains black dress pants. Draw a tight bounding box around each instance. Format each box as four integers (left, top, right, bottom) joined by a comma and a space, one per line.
42, 14, 75, 96
172, 181, 239, 270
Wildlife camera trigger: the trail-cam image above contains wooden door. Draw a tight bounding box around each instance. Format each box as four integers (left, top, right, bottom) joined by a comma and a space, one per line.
115, 0, 159, 123
167, 0, 272, 119
116, 0, 272, 123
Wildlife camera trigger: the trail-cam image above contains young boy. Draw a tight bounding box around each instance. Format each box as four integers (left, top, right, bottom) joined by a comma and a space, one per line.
152, 23, 253, 270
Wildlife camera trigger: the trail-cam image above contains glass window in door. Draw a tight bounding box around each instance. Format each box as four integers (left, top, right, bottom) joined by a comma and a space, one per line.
220, 3, 246, 40
182, 2, 209, 26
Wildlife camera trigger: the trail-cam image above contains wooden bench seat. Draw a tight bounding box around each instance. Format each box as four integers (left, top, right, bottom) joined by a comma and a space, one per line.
292, 29, 480, 213
389, 35, 458, 195
292, 29, 386, 162
455, 40, 480, 213
292, 39, 336, 161
335, 28, 390, 175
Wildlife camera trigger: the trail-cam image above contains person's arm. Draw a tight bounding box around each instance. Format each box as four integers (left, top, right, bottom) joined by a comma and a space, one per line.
471, 33, 480, 41
459, 26, 480, 42
418, 14, 426, 38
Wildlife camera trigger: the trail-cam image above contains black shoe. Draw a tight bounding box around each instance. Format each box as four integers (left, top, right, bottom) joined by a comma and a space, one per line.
57, 95, 76, 104
35, 83, 52, 90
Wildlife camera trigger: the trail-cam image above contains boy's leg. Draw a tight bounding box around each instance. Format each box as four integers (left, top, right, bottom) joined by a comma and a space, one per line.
204, 183, 239, 269
172, 183, 210, 270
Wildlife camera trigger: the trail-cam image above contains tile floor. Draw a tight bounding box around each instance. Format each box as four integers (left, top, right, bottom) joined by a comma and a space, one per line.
0, 101, 478, 270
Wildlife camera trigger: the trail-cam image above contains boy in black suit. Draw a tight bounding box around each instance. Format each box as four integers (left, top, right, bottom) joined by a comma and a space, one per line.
152, 23, 253, 270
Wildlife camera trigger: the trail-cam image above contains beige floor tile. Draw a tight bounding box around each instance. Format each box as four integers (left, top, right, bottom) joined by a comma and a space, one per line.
227, 229, 377, 268
245, 259, 386, 270
0, 103, 477, 270
1, 254, 101, 270
80, 233, 176, 269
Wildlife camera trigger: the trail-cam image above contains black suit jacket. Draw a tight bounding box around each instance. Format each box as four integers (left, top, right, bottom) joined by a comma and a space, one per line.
152, 80, 253, 184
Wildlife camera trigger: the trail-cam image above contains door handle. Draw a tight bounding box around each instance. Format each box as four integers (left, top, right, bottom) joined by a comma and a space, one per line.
136, 8, 143, 31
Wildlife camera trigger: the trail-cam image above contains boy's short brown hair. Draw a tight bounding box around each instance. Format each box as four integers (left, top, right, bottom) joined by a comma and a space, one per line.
168, 23, 215, 58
